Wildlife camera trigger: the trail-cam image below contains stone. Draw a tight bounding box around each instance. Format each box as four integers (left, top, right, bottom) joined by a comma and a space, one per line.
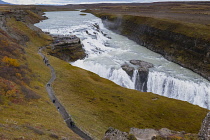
199, 112, 210, 140
103, 127, 129, 140
121, 60, 153, 92
129, 128, 159, 140
158, 128, 172, 138
121, 64, 135, 77
48, 35, 86, 62
130, 60, 154, 69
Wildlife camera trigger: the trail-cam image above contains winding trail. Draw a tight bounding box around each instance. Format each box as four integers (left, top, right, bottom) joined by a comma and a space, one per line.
38, 46, 92, 140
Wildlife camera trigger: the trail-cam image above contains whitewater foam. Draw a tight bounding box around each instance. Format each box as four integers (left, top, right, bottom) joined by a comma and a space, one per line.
35, 11, 210, 109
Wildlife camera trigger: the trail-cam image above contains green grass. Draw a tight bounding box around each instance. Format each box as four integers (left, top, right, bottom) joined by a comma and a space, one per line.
93, 12, 210, 41
45, 54, 208, 139
0, 10, 82, 139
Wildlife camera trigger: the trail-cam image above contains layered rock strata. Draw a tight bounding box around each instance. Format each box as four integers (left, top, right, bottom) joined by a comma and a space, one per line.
97, 14, 210, 81
122, 60, 153, 92
48, 35, 86, 62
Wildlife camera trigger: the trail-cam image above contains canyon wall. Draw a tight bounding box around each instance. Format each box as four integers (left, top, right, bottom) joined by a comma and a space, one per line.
95, 14, 210, 81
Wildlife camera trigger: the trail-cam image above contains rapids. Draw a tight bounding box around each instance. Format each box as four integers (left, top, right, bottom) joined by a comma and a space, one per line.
35, 11, 210, 109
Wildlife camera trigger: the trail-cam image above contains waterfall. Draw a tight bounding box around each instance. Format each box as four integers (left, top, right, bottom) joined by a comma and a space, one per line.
73, 60, 136, 89
147, 71, 210, 109
35, 11, 210, 109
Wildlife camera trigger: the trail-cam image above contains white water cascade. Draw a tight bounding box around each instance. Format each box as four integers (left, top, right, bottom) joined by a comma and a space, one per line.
35, 11, 210, 109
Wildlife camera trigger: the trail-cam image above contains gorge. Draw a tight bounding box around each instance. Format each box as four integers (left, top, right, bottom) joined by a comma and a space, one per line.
0, 4, 209, 139
36, 10, 210, 109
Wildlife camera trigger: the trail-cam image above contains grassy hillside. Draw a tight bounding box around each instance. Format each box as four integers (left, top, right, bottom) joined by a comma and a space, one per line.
0, 7, 82, 139
0, 5, 209, 140
46, 53, 208, 139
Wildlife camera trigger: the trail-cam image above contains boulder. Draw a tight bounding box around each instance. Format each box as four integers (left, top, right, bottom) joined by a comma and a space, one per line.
48, 35, 86, 62
121, 64, 135, 78
199, 112, 210, 140
130, 60, 154, 69
159, 128, 172, 138
103, 127, 128, 140
103, 127, 199, 140
129, 128, 159, 140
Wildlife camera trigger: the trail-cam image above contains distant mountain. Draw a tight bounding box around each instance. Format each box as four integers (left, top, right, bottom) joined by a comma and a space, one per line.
0, 0, 10, 4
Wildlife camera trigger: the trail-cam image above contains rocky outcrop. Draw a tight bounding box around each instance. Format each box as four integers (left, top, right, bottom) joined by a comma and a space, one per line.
199, 112, 210, 140
129, 128, 159, 140
121, 60, 153, 92
103, 127, 198, 140
103, 127, 129, 140
48, 35, 86, 62
98, 14, 210, 81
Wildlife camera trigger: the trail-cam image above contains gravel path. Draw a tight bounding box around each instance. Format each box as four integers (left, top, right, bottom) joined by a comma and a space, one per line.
38, 46, 92, 140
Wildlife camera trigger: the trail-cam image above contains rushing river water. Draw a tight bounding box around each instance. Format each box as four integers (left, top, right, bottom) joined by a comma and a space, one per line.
35, 11, 210, 109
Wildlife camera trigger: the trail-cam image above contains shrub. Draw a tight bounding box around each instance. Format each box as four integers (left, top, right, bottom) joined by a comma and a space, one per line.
25, 125, 45, 135
49, 133, 59, 139
2, 56, 20, 67
21, 86, 41, 100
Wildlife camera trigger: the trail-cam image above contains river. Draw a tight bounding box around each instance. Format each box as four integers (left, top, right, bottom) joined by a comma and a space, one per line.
35, 11, 210, 109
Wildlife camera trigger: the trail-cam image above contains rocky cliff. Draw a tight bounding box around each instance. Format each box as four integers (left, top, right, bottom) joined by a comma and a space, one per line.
122, 60, 154, 92
47, 35, 86, 62
94, 14, 210, 81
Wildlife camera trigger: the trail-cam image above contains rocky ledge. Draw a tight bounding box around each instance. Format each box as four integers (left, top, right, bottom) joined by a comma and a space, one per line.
103, 111, 210, 140
47, 35, 86, 62
103, 127, 198, 140
122, 60, 154, 92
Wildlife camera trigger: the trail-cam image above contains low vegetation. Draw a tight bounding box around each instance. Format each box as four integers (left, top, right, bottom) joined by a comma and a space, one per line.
46, 53, 208, 139
0, 6, 81, 139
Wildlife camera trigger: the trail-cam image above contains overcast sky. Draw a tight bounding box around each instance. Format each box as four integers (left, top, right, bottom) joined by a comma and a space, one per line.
3, 0, 209, 5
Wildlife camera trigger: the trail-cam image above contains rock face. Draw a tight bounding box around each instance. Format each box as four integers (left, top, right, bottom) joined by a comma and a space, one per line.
48, 35, 86, 62
103, 127, 129, 140
100, 15, 210, 81
121, 60, 154, 92
103, 127, 198, 140
129, 128, 159, 140
199, 112, 210, 140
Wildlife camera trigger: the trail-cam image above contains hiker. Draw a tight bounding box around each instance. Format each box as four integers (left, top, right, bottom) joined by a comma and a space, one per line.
70, 121, 75, 127
57, 107, 60, 110
53, 99, 55, 103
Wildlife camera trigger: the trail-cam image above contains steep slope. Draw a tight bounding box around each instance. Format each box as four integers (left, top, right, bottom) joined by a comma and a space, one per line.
47, 52, 208, 139
0, 7, 82, 139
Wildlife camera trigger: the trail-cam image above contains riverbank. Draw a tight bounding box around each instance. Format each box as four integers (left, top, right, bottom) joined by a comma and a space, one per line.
84, 2, 210, 81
